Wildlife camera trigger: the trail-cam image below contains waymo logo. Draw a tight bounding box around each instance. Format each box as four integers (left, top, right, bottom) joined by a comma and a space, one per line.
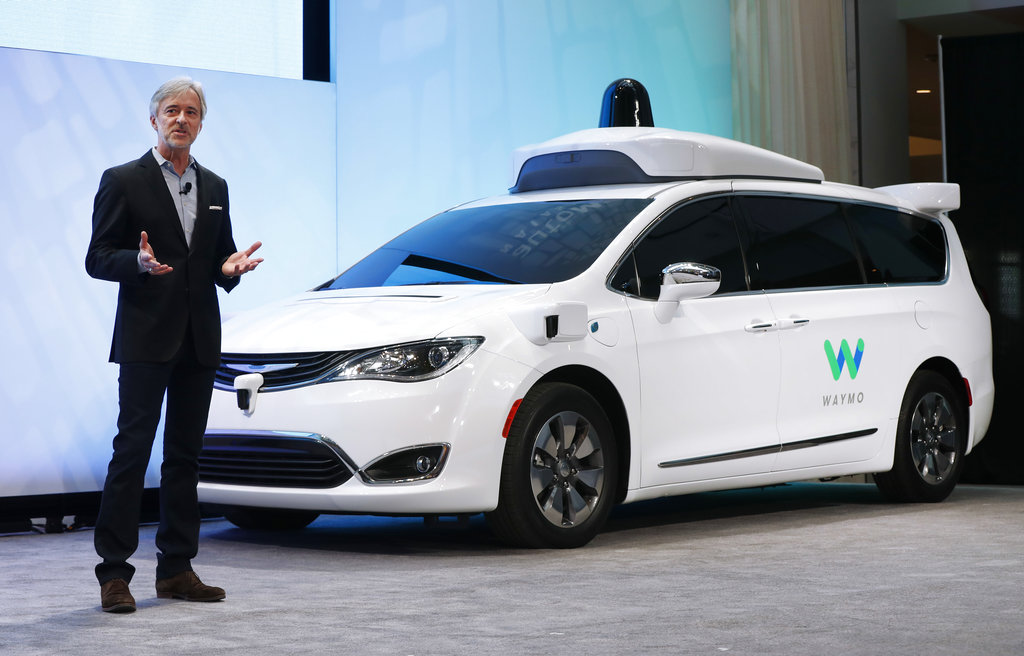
824, 339, 865, 381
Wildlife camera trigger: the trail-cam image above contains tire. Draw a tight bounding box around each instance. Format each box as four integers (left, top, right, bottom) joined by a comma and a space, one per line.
486, 383, 619, 548
221, 506, 320, 531
874, 370, 967, 502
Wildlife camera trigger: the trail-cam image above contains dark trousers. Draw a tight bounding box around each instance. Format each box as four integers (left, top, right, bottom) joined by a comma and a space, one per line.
94, 329, 216, 585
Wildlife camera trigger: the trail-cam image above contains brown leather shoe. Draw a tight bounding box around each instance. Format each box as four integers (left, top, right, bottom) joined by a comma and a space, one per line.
155, 570, 225, 602
100, 578, 136, 613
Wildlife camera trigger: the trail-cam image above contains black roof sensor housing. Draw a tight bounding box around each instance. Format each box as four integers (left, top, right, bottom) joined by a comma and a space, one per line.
599, 78, 654, 128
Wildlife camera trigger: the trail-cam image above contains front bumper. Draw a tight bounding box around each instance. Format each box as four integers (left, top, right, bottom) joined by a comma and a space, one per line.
197, 348, 534, 514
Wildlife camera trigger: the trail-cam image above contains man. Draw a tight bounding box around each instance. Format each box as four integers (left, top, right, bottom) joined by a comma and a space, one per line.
85, 77, 263, 613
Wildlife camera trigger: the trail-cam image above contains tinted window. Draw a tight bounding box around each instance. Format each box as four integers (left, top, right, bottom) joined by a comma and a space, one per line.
739, 195, 863, 290
846, 204, 946, 283
610, 196, 747, 298
323, 199, 651, 289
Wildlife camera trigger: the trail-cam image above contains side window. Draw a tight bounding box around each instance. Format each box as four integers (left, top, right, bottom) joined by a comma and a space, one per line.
738, 195, 863, 290
609, 196, 747, 299
846, 204, 946, 283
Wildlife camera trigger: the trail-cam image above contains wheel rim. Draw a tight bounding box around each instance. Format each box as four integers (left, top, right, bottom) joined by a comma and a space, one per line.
909, 392, 959, 485
530, 410, 606, 528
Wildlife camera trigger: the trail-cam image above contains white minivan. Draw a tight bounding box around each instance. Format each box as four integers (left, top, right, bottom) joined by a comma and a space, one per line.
198, 84, 993, 548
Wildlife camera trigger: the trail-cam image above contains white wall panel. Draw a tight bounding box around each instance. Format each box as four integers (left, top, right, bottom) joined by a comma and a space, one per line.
0, 48, 336, 496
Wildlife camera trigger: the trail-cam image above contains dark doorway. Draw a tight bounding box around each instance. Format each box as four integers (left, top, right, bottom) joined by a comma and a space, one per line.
943, 33, 1024, 483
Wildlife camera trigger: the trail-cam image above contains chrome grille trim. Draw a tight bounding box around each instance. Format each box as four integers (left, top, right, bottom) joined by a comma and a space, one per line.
214, 351, 356, 392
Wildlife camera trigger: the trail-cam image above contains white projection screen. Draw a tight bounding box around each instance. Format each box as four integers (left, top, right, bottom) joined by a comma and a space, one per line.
0, 5, 336, 502
0, 0, 304, 79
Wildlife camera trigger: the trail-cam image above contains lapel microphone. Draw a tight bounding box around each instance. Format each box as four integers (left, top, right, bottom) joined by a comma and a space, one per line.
179, 182, 192, 195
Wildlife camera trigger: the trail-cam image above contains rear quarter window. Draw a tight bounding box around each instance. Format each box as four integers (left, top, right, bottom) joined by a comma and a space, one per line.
846, 204, 947, 283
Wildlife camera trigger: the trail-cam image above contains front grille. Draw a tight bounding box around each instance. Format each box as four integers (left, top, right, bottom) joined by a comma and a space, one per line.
215, 351, 356, 391
199, 432, 355, 489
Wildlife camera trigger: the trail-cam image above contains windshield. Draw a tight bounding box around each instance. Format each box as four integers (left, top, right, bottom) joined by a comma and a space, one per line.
321, 199, 652, 289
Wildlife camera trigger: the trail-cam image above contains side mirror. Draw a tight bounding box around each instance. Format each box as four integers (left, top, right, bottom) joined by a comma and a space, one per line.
654, 262, 721, 322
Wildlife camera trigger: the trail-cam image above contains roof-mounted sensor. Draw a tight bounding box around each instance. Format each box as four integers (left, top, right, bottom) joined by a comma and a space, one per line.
510, 80, 825, 193
510, 127, 825, 193
599, 78, 654, 128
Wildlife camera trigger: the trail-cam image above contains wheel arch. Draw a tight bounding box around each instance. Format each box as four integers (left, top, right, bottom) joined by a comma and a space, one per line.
914, 356, 968, 414
914, 355, 983, 453
535, 365, 631, 504
874, 360, 969, 502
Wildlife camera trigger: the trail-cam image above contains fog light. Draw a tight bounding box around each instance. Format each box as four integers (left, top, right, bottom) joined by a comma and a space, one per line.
360, 444, 450, 484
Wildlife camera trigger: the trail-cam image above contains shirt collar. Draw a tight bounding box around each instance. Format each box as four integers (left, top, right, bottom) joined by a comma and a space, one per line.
151, 146, 197, 172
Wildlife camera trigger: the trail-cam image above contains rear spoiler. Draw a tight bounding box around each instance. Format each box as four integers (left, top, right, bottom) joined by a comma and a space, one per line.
874, 182, 960, 214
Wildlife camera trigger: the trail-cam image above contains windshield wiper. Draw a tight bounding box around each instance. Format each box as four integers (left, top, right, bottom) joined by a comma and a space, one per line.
396, 280, 506, 286
402, 254, 521, 284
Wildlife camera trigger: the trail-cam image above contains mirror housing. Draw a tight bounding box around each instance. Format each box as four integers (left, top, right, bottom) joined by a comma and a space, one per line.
654, 262, 721, 322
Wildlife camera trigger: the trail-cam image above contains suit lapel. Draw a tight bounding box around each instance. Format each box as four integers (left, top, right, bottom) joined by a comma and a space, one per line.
192, 165, 213, 255
138, 150, 188, 249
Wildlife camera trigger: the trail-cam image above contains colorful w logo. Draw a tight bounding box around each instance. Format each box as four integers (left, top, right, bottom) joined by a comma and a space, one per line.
824, 339, 865, 381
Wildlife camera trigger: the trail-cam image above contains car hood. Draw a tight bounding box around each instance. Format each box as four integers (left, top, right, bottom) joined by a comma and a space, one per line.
221, 285, 551, 353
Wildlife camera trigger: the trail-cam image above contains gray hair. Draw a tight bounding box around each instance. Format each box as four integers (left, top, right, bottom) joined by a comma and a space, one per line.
149, 76, 207, 120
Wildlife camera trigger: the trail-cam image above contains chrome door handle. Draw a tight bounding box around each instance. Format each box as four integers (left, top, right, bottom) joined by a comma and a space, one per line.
744, 320, 778, 333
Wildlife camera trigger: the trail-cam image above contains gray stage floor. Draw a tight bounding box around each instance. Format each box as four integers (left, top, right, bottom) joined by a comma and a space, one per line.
1, 483, 1022, 655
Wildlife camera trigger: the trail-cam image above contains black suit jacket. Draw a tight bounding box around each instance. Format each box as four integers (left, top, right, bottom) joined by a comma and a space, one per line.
85, 150, 239, 367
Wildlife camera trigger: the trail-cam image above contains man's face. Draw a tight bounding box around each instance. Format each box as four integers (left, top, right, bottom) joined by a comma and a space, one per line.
151, 89, 203, 152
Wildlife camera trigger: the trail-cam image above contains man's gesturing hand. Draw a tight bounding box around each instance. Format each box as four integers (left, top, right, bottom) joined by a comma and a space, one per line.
222, 241, 264, 277
139, 231, 173, 275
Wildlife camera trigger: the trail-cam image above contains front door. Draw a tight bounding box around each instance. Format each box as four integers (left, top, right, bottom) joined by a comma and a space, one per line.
628, 293, 782, 486
609, 193, 783, 487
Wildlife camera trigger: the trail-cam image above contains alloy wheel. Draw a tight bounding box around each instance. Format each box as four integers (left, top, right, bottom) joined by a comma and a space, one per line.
529, 410, 606, 528
910, 392, 959, 485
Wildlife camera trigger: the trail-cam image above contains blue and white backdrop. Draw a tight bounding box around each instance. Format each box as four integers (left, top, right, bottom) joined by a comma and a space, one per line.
0, 0, 730, 499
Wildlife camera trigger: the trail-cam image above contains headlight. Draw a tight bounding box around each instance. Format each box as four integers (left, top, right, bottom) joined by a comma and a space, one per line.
327, 337, 484, 382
